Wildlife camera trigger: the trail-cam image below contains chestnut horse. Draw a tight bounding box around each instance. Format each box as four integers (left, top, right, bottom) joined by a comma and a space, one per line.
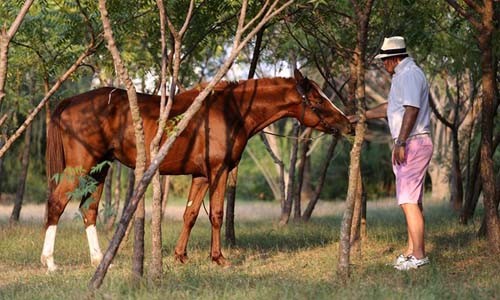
41, 70, 350, 271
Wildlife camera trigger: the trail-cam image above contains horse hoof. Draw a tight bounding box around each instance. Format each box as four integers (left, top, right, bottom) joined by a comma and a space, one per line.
212, 256, 231, 268
174, 253, 189, 264
91, 255, 103, 267
41, 255, 58, 273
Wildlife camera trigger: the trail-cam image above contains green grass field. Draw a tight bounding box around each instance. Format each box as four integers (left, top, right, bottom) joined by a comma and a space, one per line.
0, 199, 498, 300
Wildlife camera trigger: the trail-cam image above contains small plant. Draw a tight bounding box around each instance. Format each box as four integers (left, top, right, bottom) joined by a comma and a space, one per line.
52, 161, 112, 210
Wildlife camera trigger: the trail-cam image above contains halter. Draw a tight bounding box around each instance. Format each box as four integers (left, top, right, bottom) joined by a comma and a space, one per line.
295, 83, 340, 137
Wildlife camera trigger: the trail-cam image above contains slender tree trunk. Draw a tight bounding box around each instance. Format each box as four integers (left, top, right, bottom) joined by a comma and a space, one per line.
161, 175, 170, 221
224, 24, 265, 244
350, 169, 363, 255
102, 165, 113, 225
98, 0, 147, 279
338, 0, 373, 280
9, 125, 31, 223
279, 122, 300, 226
0, 137, 4, 200
106, 162, 121, 231
450, 129, 463, 211
302, 136, 338, 221
225, 167, 238, 246
149, 0, 173, 280
461, 143, 482, 224
293, 127, 310, 220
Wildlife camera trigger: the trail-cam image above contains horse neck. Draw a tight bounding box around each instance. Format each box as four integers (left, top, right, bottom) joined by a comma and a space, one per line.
238, 78, 298, 136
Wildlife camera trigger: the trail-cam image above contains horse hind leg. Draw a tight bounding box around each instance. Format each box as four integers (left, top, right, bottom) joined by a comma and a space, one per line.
79, 165, 109, 267
41, 179, 79, 272
174, 176, 209, 263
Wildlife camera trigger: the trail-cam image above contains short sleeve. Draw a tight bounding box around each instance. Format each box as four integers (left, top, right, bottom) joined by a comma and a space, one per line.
400, 71, 425, 108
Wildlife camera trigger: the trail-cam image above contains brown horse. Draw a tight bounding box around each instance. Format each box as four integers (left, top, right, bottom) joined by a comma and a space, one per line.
41, 70, 350, 271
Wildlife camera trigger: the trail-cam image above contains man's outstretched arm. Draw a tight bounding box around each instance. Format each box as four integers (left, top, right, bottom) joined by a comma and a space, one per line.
347, 102, 388, 123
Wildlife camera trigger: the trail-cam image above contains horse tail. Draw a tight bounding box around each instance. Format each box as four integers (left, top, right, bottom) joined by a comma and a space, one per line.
46, 112, 65, 193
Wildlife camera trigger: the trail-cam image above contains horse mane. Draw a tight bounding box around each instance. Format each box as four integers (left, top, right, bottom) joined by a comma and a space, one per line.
195, 77, 294, 92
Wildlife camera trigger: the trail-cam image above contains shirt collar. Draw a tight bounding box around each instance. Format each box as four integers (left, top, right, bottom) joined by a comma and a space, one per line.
394, 57, 413, 75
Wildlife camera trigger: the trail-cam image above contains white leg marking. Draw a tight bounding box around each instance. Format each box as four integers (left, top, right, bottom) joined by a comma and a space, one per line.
85, 225, 103, 266
41, 225, 58, 272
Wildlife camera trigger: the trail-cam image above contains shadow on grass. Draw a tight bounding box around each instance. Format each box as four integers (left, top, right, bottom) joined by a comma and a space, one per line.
228, 215, 344, 254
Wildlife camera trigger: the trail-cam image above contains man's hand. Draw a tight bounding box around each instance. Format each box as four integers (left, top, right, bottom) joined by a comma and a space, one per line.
393, 144, 406, 165
347, 115, 359, 124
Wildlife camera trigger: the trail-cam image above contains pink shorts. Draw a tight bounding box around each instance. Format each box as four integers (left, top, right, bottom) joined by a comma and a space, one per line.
392, 135, 433, 205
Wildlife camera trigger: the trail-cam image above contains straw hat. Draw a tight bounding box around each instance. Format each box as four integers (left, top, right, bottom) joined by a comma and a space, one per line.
374, 36, 408, 59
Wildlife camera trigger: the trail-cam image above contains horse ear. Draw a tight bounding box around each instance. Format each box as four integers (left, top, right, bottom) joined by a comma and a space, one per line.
294, 69, 304, 81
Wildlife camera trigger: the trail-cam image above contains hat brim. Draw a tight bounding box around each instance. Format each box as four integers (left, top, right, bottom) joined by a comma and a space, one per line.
375, 52, 408, 59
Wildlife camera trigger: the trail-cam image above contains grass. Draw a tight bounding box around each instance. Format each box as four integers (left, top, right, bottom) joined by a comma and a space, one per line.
0, 200, 498, 300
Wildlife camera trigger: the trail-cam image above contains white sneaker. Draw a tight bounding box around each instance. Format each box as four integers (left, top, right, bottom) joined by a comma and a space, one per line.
393, 254, 407, 266
394, 255, 429, 271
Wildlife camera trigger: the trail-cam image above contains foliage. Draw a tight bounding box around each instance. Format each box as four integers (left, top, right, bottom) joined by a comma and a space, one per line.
52, 161, 111, 209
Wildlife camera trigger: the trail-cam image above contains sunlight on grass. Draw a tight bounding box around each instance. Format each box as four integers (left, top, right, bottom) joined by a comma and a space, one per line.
0, 200, 498, 299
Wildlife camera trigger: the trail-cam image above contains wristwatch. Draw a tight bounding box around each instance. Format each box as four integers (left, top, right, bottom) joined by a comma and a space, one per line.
395, 139, 406, 147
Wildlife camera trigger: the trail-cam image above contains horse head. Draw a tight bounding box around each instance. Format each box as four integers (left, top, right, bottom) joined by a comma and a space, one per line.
293, 69, 351, 136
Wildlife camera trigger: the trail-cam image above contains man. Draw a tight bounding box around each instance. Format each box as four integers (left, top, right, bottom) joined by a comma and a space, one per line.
349, 36, 433, 270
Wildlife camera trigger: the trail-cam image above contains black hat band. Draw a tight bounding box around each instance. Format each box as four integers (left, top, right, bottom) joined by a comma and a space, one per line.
379, 47, 406, 55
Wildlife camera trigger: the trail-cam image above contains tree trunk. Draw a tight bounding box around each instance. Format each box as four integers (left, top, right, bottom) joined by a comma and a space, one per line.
349, 169, 363, 255
450, 130, 463, 211
279, 122, 300, 226
224, 25, 265, 244
460, 143, 482, 224
105, 162, 121, 231
293, 127, 310, 220
338, 0, 373, 280
0, 137, 4, 201
302, 136, 338, 221
9, 125, 31, 223
102, 165, 113, 225
225, 167, 238, 246
427, 118, 451, 201
149, 0, 172, 280
477, 0, 500, 252
98, 0, 147, 279
161, 175, 170, 221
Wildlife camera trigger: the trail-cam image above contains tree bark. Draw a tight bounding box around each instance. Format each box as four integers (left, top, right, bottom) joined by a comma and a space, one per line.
338, 0, 373, 280
102, 165, 113, 225
224, 24, 265, 244
9, 124, 31, 223
476, 0, 500, 252
98, 0, 147, 279
279, 122, 300, 226
105, 162, 121, 231
302, 136, 338, 221
161, 175, 170, 222
225, 167, 238, 246
350, 169, 363, 255
293, 127, 310, 220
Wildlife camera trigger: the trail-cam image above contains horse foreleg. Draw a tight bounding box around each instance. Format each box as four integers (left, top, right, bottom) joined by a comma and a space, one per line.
41, 180, 78, 272
174, 176, 209, 263
209, 169, 230, 266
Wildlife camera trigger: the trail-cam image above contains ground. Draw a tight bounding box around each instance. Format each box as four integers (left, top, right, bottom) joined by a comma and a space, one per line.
0, 198, 498, 299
